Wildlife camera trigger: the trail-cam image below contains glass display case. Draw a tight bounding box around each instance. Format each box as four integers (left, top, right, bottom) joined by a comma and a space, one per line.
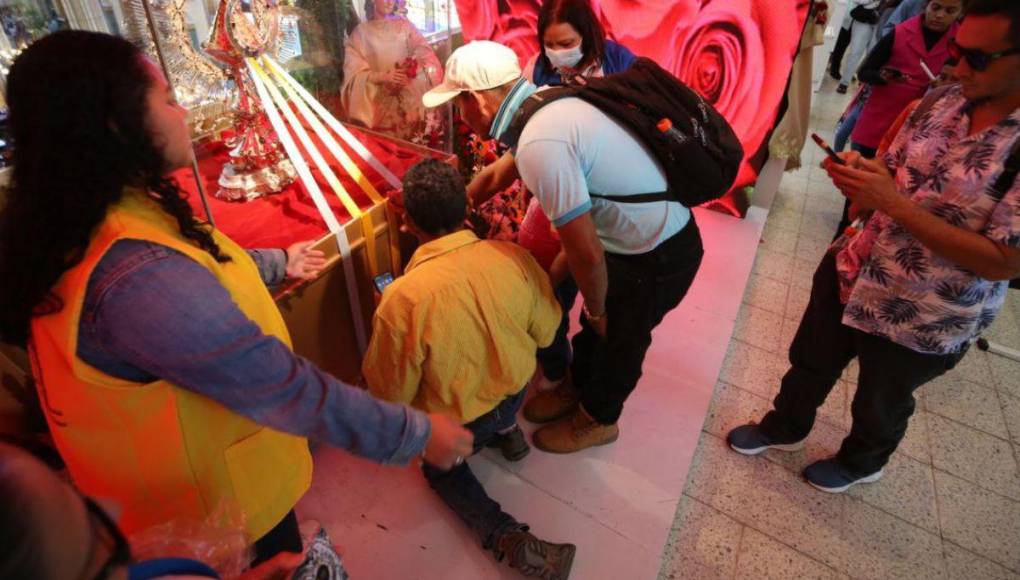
0, 0, 461, 156
0, 0, 461, 378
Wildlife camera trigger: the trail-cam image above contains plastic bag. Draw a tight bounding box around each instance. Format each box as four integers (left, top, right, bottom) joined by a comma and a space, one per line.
129, 500, 254, 579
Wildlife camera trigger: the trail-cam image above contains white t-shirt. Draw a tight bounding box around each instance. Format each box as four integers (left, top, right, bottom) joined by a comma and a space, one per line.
514, 96, 691, 255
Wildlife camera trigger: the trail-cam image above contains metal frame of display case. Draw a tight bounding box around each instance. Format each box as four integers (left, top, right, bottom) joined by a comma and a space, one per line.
137, 0, 459, 376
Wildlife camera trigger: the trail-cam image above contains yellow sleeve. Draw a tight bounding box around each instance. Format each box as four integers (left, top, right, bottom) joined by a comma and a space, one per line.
522, 252, 562, 348
362, 308, 424, 405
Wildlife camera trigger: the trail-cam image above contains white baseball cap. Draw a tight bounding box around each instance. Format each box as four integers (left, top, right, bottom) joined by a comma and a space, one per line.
422, 41, 522, 108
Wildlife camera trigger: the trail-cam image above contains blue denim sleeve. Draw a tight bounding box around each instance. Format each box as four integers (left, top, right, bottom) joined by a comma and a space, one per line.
77, 240, 430, 465
246, 248, 287, 287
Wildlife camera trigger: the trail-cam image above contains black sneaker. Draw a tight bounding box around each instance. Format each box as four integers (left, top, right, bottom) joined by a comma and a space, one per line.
486, 424, 531, 462
803, 458, 883, 493
726, 423, 805, 456
836, 84, 848, 94
499, 531, 576, 580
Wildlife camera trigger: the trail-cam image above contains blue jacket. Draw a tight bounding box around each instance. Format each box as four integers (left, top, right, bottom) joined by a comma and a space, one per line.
532, 39, 636, 87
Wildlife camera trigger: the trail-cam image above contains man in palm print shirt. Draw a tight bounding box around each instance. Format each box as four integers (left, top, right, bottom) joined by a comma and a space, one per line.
729, 0, 1020, 493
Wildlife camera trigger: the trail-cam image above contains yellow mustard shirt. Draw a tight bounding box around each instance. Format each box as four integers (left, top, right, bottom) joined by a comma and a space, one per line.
364, 229, 561, 423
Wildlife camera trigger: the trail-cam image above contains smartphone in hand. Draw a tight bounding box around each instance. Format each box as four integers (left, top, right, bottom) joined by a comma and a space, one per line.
880, 66, 910, 82
811, 133, 846, 166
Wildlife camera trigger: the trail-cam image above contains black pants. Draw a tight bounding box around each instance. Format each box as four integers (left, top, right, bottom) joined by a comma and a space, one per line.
252, 509, 302, 566
760, 252, 966, 475
829, 24, 853, 75
536, 278, 579, 382
572, 220, 704, 425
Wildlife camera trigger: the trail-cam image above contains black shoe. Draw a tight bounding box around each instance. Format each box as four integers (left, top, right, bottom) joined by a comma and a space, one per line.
836, 84, 848, 94
804, 458, 883, 493
499, 531, 576, 580
486, 424, 531, 462
829, 68, 842, 81
727, 424, 805, 456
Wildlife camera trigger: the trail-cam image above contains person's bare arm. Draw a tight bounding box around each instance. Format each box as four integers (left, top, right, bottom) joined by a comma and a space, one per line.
827, 156, 1020, 280
466, 151, 519, 207
556, 213, 608, 337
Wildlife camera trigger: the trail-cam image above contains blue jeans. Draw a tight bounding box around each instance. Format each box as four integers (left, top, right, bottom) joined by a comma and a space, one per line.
421, 390, 528, 555
834, 101, 863, 152
535, 278, 579, 382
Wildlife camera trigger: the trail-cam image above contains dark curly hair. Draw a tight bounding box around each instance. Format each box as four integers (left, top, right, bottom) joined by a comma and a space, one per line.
402, 158, 466, 236
0, 31, 227, 346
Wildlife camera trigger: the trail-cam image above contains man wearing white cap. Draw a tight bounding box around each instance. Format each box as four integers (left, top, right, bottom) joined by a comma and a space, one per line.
423, 41, 704, 454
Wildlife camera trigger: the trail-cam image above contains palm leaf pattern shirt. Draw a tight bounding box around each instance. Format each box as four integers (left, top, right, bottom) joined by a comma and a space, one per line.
836, 85, 1020, 355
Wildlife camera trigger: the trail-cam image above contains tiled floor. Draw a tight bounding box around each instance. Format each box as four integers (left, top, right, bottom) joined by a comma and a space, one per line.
658, 82, 1020, 580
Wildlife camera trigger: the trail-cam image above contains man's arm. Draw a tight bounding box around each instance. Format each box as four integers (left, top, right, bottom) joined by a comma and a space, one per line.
557, 213, 608, 335
856, 31, 895, 85
515, 136, 609, 336
827, 156, 1020, 280
466, 151, 520, 207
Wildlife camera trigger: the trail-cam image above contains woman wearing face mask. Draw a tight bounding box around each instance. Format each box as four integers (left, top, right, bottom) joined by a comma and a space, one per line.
525, 0, 635, 87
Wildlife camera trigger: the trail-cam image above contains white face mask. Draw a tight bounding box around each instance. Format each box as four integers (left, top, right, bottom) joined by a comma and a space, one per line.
546, 44, 583, 70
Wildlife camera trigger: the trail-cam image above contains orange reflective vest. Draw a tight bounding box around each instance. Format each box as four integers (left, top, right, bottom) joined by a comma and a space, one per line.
30, 190, 312, 541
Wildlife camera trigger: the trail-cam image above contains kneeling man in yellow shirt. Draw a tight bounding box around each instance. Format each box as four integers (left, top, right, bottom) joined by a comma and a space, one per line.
363, 159, 576, 579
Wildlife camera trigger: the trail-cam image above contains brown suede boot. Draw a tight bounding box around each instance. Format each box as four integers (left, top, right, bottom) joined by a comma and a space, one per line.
498, 530, 576, 580
523, 379, 579, 424
533, 406, 619, 454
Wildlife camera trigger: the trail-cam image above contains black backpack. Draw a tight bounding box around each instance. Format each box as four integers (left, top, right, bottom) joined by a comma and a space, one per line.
502, 57, 743, 208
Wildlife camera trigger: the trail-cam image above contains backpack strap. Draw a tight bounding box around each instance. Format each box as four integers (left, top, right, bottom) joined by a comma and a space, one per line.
504, 86, 673, 204
501, 86, 579, 151
590, 192, 673, 203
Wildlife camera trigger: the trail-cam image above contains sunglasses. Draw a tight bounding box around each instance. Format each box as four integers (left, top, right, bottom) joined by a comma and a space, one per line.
948, 38, 1020, 72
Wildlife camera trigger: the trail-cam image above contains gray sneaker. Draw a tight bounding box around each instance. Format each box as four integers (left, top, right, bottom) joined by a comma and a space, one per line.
727, 423, 805, 455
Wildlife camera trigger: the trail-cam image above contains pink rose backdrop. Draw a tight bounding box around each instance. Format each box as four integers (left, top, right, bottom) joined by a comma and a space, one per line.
454, 0, 811, 216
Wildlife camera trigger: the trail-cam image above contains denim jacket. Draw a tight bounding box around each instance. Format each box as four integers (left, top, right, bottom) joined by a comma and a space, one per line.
75, 239, 430, 465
